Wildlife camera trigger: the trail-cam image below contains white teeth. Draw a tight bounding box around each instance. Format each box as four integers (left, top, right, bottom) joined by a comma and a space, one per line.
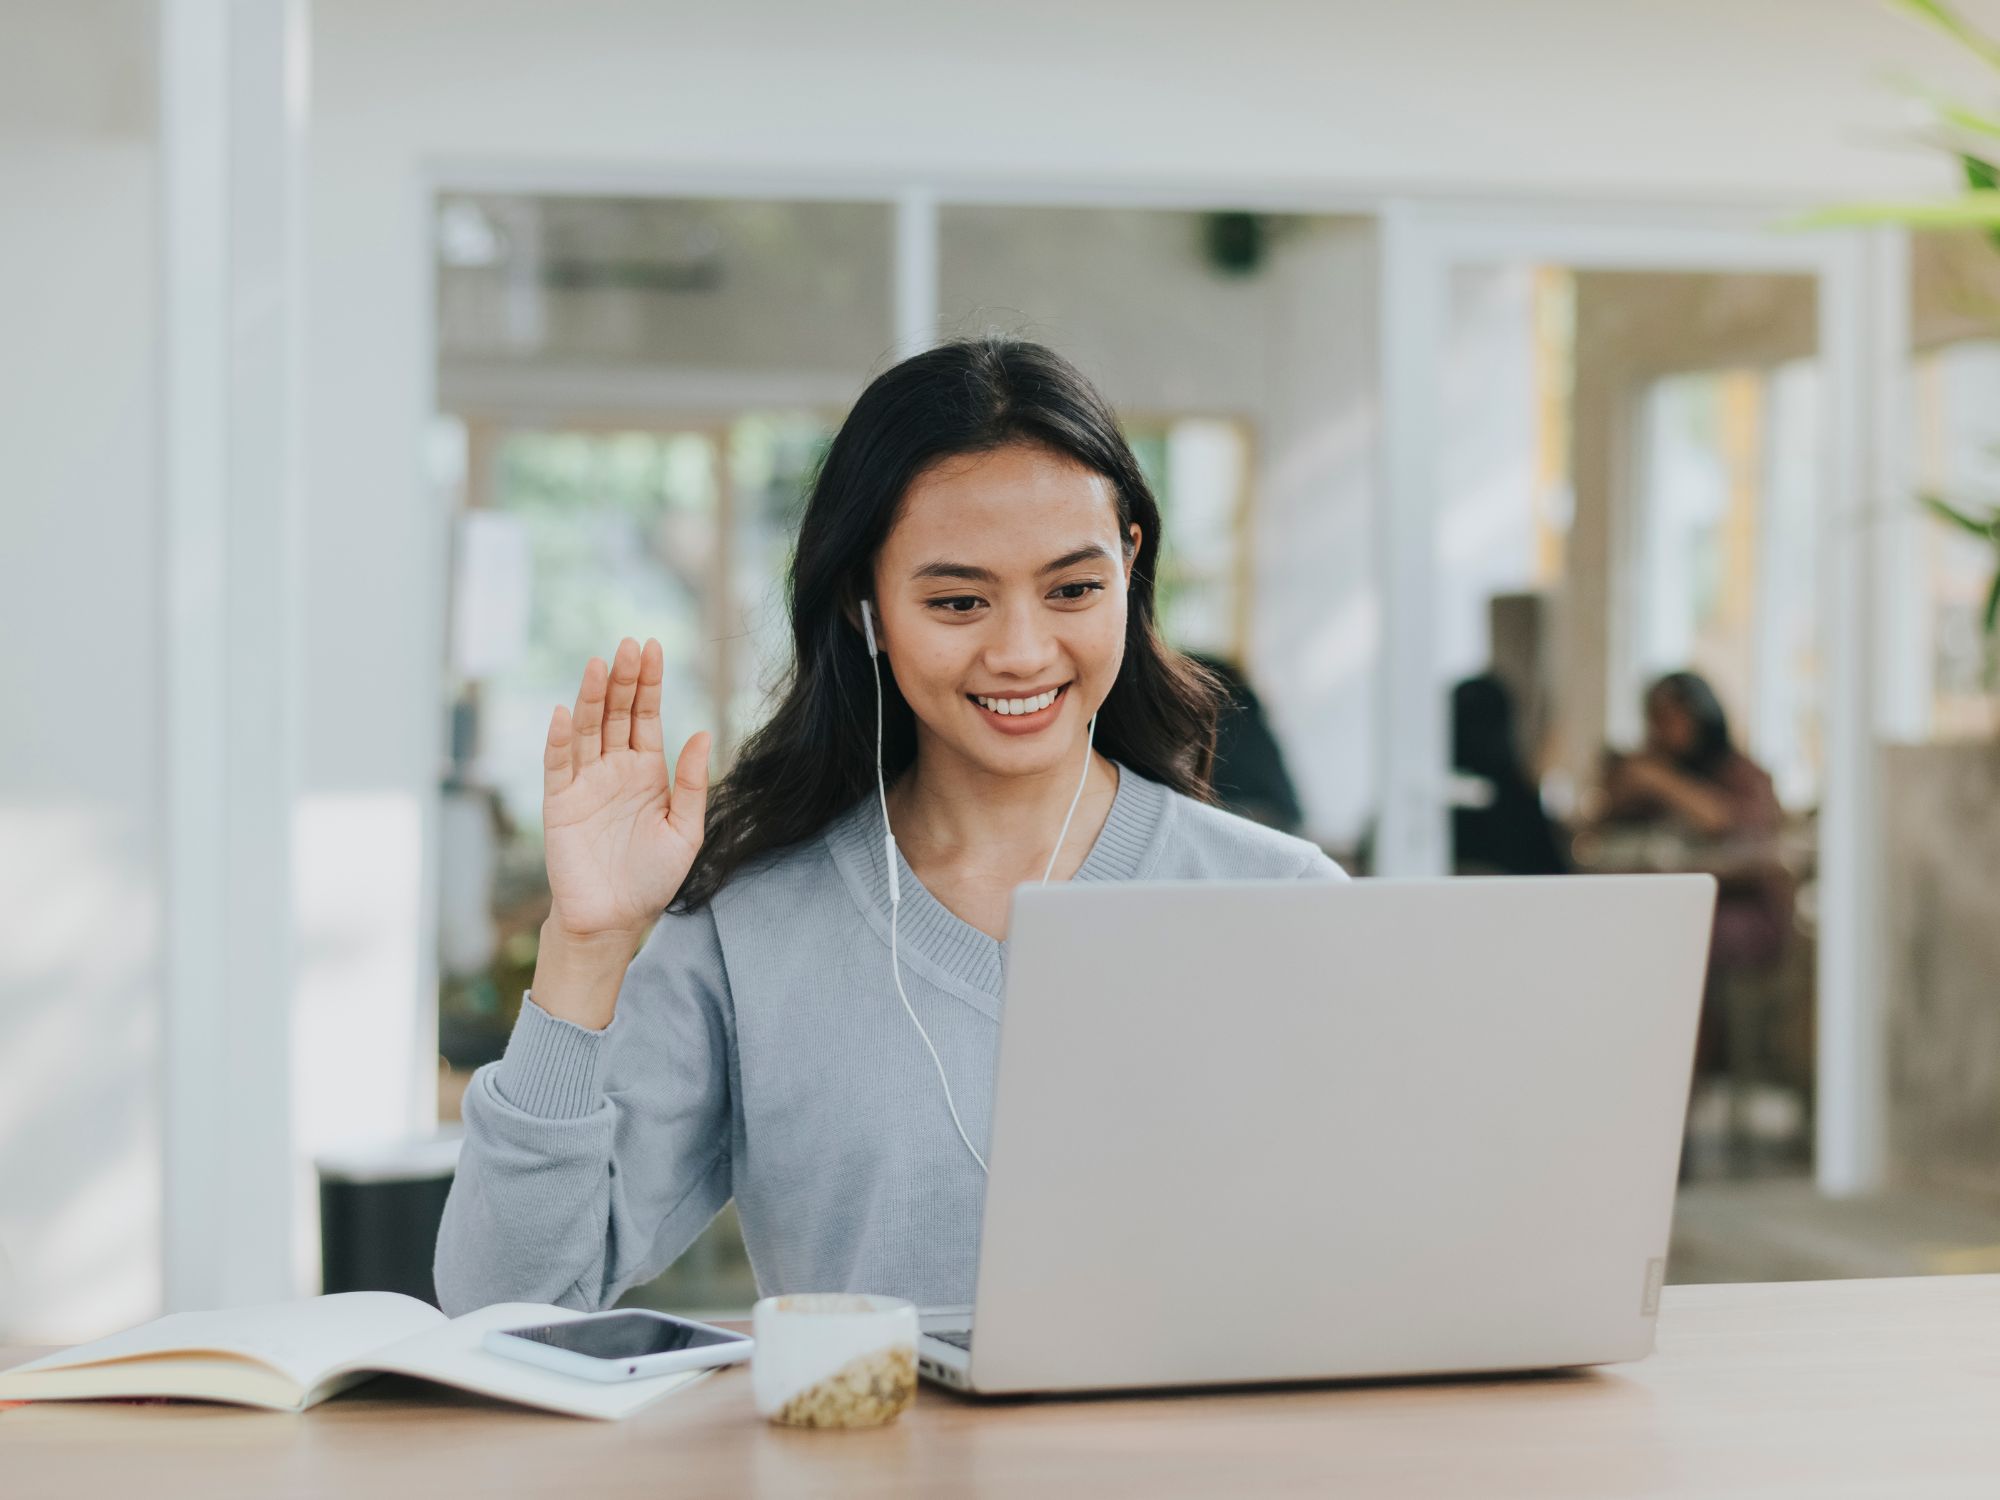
977, 688, 1060, 715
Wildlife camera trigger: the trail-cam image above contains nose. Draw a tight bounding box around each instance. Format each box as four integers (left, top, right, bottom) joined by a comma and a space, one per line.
982, 598, 1061, 680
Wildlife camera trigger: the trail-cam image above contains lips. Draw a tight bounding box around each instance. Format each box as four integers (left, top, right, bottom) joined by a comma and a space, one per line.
967, 682, 1070, 731
970, 684, 1065, 716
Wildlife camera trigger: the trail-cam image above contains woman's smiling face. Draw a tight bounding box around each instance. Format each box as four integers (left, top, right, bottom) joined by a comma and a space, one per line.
870, 441, 1139, 781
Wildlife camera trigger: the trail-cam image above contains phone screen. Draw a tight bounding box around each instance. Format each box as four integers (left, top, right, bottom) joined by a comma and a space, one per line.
507, 1313, 746, 1360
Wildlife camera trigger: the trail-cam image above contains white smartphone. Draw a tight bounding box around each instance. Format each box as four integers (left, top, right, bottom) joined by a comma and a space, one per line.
482, 1310, 754, 1383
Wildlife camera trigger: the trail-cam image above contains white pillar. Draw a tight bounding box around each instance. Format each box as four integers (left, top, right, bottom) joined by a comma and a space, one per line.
1375, 203, 1451, 877
159, 0, 309, 1311
1814, 227, 1909, 1197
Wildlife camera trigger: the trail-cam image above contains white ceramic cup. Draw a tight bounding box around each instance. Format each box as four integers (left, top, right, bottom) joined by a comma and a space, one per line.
750, 1293, 919, 1428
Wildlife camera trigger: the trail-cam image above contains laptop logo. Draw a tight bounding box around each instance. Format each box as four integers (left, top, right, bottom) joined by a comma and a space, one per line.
1641, 1257, 1666, 1316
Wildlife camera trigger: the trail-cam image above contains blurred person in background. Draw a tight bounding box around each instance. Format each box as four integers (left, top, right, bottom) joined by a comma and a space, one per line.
1448, 673, 1567, 877
1598, 670, 1794, 1072
1187, 653, 1305, 835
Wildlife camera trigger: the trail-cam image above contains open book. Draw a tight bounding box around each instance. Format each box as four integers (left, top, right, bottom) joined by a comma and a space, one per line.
0, 1293, 712, 1419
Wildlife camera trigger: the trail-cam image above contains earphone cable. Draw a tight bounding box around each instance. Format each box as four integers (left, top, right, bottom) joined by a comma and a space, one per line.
864, 600, 1097, 1178
1039, 707, 1097, 885
869, 604, 992, 1173
889, 893, 991, 1174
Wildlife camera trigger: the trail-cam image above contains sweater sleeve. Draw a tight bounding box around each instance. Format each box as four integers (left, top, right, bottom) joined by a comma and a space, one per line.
1295, 845, 1350, 881
432, 904, 735, 1316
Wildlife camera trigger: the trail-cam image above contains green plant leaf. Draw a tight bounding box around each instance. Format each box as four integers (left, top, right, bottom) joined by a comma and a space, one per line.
1958, 157, 2000, 248
1942, 98, 2000, 139
1789, 190, 2000, 229
1922, 492, 2000, 537
1985, 565, 2000, 635
1894, 0, 2000, 74
1888, 73, 2000, 144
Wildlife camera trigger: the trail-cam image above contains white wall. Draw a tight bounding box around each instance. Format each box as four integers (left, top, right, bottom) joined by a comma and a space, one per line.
1252, 222, 1381, 847
0, 0, 159, 1342
319, 0, 1961, 201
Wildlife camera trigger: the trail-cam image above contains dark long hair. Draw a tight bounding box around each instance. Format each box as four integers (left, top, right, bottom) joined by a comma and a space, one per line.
673, 336, 1222, 912
1648, 670, 1735, 778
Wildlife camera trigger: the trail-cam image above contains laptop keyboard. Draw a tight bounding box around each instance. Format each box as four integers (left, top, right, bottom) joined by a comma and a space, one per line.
929, 1329, 973, 1352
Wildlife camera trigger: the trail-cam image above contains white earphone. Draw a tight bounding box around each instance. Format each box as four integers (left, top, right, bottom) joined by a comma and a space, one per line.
860, 597, 1096, 1175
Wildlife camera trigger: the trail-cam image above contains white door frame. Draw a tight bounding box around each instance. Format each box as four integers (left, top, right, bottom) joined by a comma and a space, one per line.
1378, 201, 1913, 1196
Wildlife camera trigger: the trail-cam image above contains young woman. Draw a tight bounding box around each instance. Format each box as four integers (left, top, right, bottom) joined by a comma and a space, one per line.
1598, 670, 1794, 1072
434, 338, 1345, 1317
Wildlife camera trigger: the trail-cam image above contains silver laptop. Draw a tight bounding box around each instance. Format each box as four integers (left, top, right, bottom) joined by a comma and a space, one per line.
917, 874, 1716, 1396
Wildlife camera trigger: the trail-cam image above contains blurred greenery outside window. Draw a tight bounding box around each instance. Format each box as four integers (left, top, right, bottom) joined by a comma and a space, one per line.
1126, 417, 1254, 664
436, 413, 832, 1065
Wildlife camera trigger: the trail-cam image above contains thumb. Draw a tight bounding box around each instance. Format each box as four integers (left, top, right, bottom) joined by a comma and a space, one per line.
666, 730, 711, 847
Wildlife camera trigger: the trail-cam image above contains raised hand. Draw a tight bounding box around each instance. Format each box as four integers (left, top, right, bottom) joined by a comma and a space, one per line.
540, 637, 711, 947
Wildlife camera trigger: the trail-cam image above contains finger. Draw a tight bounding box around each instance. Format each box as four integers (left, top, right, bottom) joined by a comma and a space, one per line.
632, 638, 665, 754
602, 637, 641, 753
543, 704, 575, 799
666, 730, 712, 848
571, 656, 608, 769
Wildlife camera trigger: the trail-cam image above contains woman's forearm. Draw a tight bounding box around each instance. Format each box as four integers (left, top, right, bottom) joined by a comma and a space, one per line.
529, 919, 644, 1031
1644, 768, 1736, 837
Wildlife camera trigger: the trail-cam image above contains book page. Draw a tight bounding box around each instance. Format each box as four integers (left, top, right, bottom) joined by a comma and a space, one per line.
1, 1292, 444, 1393
321, 1303, 711, 1419
0, 1352, 337, 1411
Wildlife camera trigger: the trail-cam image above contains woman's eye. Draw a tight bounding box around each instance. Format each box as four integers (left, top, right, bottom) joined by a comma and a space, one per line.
1051, 581, 1105, 603
926, 595, 985, 614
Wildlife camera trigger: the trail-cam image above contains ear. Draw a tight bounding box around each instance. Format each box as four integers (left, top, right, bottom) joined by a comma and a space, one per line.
843, 596, 883, 656
1123, 523, 1143, 585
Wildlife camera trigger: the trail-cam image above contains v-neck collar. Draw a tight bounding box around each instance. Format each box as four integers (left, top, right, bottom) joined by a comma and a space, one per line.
823, 759, 1170, 1012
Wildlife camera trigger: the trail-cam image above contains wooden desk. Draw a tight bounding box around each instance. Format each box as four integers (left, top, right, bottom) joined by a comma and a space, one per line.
6, 1276, 2000, 1498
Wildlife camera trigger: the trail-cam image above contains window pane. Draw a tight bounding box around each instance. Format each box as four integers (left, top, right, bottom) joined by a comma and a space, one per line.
474, 428, 720, 839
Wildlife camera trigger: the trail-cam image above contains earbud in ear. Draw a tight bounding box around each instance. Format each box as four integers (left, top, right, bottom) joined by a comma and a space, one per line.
860, 599, 879, 659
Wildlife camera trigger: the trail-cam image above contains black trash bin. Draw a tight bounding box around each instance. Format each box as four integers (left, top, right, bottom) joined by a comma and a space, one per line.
317, 1134, 463, 1306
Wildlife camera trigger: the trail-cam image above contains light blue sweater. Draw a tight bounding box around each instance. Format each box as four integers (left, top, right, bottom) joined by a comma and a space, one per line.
434, 763, 1346, 1316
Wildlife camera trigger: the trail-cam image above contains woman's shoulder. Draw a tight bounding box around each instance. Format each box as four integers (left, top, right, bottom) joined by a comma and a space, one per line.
703, 812, 851, 917
626, 807, 865, 1018
1714, 748, 1776, 790
1711, 749, 1782, 822
1140, 771, 1347, 882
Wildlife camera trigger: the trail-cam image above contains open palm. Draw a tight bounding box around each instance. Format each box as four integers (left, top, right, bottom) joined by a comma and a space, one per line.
542, 637, 710, 942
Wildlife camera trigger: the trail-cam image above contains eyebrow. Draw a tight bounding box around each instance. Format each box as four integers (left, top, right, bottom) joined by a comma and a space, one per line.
910, 544, 1113, 584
